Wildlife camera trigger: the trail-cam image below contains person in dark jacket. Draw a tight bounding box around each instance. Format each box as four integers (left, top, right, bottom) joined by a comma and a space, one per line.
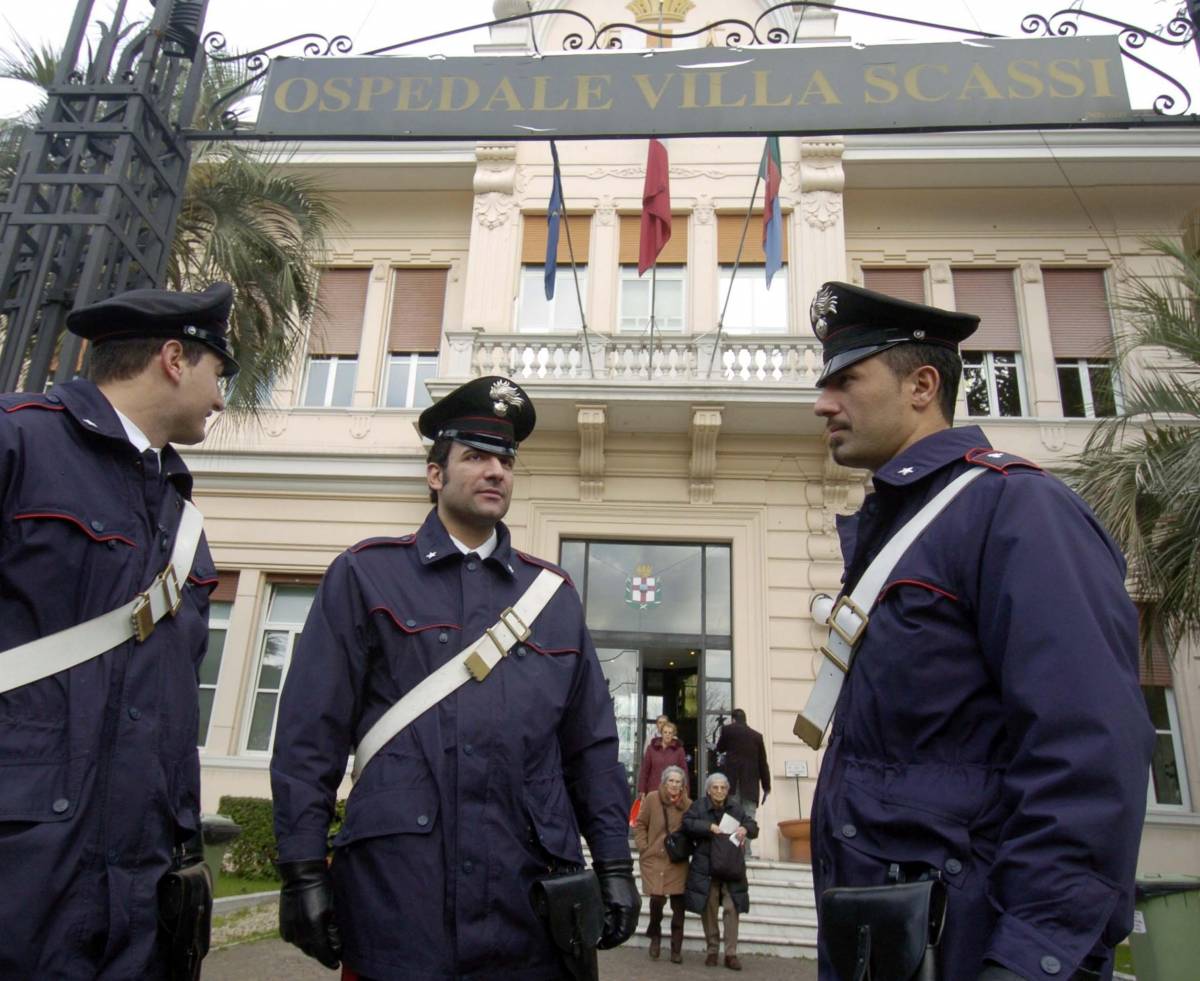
683, 772, 757, 971
270, 377, 639, 980
714, 708, 770, 843
806, 282, 1154, 981
637, 718, 689, 799
0, 284, 235, 978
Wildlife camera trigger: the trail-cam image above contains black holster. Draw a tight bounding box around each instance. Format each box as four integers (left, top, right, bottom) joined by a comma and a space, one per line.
820, 878, 947, 981
531, 867, 604, 981
157, 831, 213, 981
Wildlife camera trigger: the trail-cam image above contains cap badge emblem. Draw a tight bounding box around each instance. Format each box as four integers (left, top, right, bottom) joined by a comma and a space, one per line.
913, 329, 926, 340
184, 325, 198, 336
810, 286, 838, 340
489, 379, 524, 418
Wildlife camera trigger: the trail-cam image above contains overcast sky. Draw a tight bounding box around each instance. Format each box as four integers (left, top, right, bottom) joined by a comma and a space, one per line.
1, 0, 1194, 116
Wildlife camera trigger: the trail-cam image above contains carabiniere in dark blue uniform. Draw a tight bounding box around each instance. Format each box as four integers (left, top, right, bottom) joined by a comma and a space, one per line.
805, 282, 1153, 981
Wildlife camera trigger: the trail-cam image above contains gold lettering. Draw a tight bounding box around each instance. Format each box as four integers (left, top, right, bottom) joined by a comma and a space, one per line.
1006, 60, 1044, 100
531, 76, 570, 111
796, 70, 840, 106
574, 75, 613, 110
394, 77, 433, 112
958, 64, 1004, 101
438, 76, 480, 111
1047, 59, 1085, 98
753, 70, 791, 107
481, 77, 525, 112
356, 77, 394, 112
863, 64, 899, 104
681, 72, 699, 109
1089, 58, 1115, 98
633, 73, 675, 109
903, 64, 949, 102
705, 72, 746, 108
273, 77, 318, 113
319, 78, 352, 112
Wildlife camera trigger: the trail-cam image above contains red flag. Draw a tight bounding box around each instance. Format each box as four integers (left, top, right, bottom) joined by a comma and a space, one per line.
638, 138, 671, 276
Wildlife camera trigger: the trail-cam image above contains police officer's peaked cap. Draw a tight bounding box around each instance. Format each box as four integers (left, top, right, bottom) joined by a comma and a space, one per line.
67, 282, 239, 378
810, 281, 979, 386
419, 376, 535, 458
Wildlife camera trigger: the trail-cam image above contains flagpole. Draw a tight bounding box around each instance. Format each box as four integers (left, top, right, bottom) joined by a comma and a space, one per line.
648, 261, 657, 378
551, 143, 595, 379
707, 150, 764, 379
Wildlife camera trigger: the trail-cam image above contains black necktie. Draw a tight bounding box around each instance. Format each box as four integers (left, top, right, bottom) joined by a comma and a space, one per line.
141, 448, 164, 512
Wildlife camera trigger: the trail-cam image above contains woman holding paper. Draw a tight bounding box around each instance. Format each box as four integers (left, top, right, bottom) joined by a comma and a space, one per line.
682, 772, 757, 971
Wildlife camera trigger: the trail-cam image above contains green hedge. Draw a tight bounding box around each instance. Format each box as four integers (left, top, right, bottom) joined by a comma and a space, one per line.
216, 796, 347, 880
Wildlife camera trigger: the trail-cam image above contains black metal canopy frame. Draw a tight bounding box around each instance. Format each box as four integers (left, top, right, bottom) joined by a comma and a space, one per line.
2, 1, 1199, 395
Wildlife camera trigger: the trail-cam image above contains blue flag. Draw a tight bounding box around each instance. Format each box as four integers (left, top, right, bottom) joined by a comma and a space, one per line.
545, 142, 564, 300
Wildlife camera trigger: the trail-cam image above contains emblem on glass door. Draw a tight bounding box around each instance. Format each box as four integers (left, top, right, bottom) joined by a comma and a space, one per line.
625, 563, 662, 610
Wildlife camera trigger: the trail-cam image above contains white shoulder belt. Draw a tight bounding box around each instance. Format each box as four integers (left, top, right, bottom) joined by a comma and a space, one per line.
0, 501, 205, 695
352, 566, 565, 782
794, 467, 986, 750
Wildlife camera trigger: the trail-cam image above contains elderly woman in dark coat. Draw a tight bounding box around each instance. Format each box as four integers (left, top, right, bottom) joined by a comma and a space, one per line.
633, 764, 692, 963
682, 772, 757, 971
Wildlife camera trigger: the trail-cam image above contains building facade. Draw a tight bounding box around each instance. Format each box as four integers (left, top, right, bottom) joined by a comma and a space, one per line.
187, 0, 1200, 871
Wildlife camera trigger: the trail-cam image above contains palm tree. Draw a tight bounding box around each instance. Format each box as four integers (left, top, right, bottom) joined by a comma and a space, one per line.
0, 35, 340, 414
1065, 239, 1200, 652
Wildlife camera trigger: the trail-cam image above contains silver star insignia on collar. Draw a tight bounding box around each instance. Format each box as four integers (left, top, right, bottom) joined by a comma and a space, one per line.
426, 550, 438, 559
898, 466, 916, 476
82, 418, 97, 427
507, 564, 514, 574
987, 452, 1004, 459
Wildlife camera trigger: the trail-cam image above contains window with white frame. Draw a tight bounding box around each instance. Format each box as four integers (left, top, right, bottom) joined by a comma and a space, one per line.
519, 212, 591, 332
518, 266, 588, 332
1043, 267, 1118, 417
198, 600, 231, 747
962, 351, 1027, 417
1144, 685, 1191, 809
244, 585, 317, 754
302, 355, 357, 408
716, 267, 787, 333
384, 354, 437, 409
619, 265, 686, 332
1056, 358, 1117, 418
303, 267, 367, 408
954, 269, 1027, 418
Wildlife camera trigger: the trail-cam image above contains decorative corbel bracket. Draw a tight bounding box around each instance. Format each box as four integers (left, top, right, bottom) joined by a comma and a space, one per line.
689, 405, 723, 504
577, 403, 607, 502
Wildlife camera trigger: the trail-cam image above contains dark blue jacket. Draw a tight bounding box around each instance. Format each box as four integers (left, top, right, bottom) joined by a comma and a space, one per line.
813, 426, 1153, 981
0, 379, 214, 979
271, 510, 631, 980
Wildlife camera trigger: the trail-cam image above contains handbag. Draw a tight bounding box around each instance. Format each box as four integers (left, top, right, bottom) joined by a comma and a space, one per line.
157, 841, 213, 981
820, 878, 947, 981
708, 833, 746, 882
661, 797, 691, 863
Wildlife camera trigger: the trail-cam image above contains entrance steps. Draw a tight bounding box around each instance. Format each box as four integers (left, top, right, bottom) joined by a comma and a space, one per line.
586, 844, 819, 959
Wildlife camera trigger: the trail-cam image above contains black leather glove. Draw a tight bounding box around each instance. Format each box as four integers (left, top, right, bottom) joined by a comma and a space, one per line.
978, 964, 1026, 981
278, 859, 342, 969
593, 858, 640, 949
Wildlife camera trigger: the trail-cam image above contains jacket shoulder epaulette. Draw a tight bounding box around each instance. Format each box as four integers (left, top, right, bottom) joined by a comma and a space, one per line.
964, 447, 1043, 474
350, 533, 417, 554
1, 392, 65, 414
515, 550, 575, 589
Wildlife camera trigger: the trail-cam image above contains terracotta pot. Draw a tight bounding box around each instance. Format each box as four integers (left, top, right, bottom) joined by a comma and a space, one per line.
777, 818, 812, 863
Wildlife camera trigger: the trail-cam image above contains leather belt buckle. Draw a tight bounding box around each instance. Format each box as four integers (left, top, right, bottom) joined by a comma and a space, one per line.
160, 565, 183, 616
498, 606, 530, 643
819, 643, 850, 674
828, 595, 869, 647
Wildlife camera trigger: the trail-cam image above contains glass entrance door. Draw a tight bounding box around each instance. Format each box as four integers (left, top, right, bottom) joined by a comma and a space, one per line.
561, 540, 732, 802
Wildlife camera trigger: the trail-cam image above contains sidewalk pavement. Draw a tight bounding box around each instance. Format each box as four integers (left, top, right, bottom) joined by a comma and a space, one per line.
204, 937, 819, 980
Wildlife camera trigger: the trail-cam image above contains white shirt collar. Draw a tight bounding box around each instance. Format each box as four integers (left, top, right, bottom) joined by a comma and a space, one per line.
449, 529, 498, 560
113, 407, 160, 460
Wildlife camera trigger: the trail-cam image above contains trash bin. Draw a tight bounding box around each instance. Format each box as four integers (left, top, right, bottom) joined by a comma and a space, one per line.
1129, 874, 1200, 981
200, 812, 242, 880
